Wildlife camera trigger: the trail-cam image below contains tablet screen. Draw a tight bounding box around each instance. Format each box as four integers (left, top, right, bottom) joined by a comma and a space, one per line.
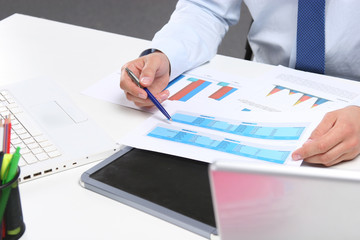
89, 148, 216, 227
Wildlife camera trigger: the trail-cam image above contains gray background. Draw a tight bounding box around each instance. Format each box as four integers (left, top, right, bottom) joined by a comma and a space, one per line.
0, 0, 252, 59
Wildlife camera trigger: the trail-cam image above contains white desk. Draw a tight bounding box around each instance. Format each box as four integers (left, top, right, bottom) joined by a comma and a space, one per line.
1, 14, 360, 240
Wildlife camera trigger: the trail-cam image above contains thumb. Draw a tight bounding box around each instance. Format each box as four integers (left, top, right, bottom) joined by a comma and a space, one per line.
139, 60, 158, 88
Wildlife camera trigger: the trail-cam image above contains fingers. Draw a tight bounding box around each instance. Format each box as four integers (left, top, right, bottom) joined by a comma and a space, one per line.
120, 52, 170, 107
304, 131, 360, 166
140, 52, 171, 93
308, 111, 336, 139
293, 122, 344, 160
302, 142, 357, 167
126, 90, 170, 107
120, 63, 148, 101
292, 106, 360, 166
291, 111, 338, 162
139, 57, 159, 88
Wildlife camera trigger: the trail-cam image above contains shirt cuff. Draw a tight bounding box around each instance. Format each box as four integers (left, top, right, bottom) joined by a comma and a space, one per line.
139, 48, 174, 80
149, 39, 195, 81
139, 48, 157, 57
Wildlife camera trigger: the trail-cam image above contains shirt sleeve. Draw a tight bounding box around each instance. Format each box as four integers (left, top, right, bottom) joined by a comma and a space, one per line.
149, 0, 242, 80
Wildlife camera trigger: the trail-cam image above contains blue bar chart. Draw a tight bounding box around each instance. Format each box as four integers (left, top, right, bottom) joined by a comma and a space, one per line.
171, 112, 306, 140
147, 126, 290, 164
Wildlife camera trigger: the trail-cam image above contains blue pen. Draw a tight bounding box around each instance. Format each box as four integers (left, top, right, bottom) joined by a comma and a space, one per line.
125, 67, 172, 121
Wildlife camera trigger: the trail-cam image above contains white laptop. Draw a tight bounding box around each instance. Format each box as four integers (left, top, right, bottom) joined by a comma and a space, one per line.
1, 78, 119, 182
209, 161, 360, 240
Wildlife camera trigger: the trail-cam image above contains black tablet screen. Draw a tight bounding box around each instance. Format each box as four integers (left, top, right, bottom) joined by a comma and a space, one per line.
90, 148, 215, 227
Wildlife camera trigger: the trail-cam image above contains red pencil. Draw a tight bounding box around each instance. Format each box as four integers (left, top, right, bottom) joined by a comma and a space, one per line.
0, 119, 3, 152
1, 220, 5, 238
4, 116, 11, 154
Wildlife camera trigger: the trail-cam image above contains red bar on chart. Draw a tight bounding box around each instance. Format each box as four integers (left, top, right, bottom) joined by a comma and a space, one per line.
209, 86, 234, 100
169, 79, 206, 101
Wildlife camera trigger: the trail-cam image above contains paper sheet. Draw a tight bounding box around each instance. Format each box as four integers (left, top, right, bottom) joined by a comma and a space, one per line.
82, 64, 360, 166
81, 67, 252, 112
236, 66, 360, 112
120, 102, 324, 166
82, 65, 359, 114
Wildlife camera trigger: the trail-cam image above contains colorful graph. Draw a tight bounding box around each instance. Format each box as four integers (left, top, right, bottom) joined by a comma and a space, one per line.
147, 126, 290, 164
168, 76, 237, 102
209, 82, 237, 101
172, 112, 305, 140
267, 85, 330, 108
169, 78, 211, 102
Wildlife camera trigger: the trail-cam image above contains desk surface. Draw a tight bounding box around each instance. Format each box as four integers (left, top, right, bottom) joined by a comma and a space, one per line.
1, 14, 360, 240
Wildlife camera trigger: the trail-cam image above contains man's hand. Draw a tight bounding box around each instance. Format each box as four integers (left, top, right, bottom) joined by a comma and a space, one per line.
120, 51, 171, 107
292, 106, 360, 166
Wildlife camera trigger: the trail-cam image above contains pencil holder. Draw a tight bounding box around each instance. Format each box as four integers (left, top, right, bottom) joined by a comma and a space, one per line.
0, 167, 26, 240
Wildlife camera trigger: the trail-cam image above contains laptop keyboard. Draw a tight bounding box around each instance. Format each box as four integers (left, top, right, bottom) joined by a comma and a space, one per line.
0, 90, 61, 166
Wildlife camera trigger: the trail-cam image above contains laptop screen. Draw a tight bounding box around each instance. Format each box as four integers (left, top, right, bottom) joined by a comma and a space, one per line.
210, 161, 360, 240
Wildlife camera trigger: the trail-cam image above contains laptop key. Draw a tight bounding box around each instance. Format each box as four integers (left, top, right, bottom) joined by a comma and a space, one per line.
15, 112, 42, 137
22, 153, 38, 164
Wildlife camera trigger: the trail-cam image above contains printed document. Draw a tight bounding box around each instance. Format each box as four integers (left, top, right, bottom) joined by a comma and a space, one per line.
120, 102, 324, 166
82, 65, 360, 113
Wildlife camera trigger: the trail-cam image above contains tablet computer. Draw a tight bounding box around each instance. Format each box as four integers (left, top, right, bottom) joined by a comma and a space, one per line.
80, 146, 217, 239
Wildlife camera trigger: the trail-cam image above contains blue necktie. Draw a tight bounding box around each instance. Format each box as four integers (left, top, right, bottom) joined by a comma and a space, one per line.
295, 0, 325, 74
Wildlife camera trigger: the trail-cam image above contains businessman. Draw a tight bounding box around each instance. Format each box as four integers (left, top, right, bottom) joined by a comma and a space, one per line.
120, 0, 360, 166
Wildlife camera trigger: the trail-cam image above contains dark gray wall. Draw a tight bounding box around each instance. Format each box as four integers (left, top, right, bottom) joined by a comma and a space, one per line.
0, 0, 252, 59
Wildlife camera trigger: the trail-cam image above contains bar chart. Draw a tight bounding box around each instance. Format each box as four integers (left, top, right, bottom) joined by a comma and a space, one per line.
169, 78, 211, 102
209, 84, 237, 101
171, 112, 306, 140
147, 125, 291, 164
167, 75, 239, 102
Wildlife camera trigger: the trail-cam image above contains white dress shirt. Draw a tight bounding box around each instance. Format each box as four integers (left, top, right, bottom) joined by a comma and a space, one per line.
149, 0, 360, 81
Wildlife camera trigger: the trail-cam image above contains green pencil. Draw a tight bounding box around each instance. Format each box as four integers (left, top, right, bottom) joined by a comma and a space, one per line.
4, 147, 21, 184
